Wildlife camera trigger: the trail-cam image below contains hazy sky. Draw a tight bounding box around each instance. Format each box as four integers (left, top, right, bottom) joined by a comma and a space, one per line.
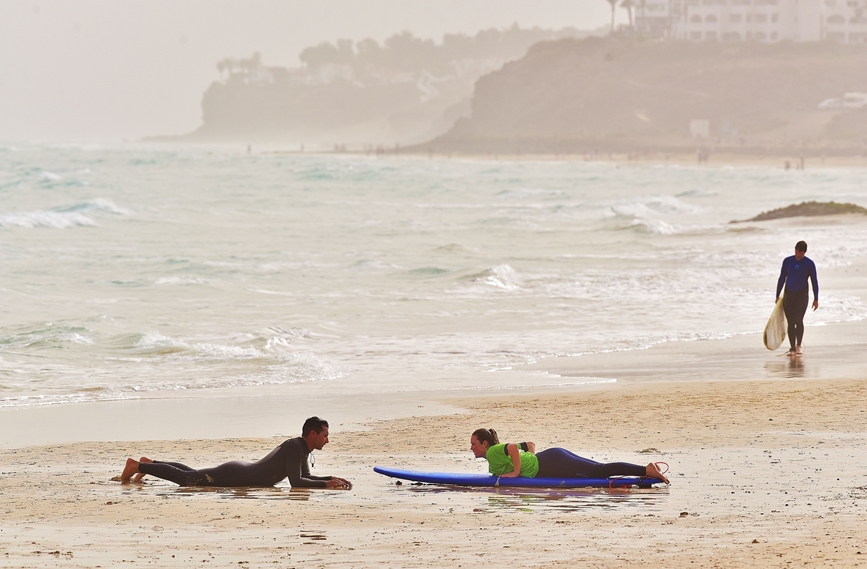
0, 1, 610, 142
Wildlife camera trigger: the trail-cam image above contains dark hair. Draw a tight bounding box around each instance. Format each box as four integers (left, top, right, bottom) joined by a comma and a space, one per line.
472, 428, 499, 447
795, 241, 807, 252
302, 416, 329, 437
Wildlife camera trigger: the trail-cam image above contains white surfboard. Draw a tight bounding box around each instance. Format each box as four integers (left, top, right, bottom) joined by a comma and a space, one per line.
763, 295, 787, 350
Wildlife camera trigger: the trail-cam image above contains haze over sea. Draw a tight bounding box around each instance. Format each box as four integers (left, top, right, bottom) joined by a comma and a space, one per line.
2, 144, 866, 414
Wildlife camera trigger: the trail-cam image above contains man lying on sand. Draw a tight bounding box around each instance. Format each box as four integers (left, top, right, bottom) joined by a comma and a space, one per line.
120, 416, 352, 489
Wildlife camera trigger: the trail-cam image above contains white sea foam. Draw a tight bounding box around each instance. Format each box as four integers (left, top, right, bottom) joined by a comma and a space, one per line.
59, 198, 133, 216
627, 217, 679, 235
472, 264, 521, 290
0, 210, 96, 229
134, 332, 188, 351
0, 198, 131, 229
155, 276, 212, 286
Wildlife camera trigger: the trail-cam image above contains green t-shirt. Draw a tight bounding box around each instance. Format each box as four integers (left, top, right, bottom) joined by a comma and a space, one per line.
485, 443, 539, 478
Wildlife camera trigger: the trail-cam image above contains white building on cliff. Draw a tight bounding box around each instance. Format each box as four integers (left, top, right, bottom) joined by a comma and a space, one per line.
635, 0, 867, 42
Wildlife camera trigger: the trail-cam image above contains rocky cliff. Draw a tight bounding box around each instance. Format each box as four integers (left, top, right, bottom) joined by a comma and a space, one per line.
421, 38, 867, 155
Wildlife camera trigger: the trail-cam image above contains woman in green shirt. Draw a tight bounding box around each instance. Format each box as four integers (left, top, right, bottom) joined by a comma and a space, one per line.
470, 428, 669, 483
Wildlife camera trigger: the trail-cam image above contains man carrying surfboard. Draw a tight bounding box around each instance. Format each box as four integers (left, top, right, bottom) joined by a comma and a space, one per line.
776, 240, 819, 355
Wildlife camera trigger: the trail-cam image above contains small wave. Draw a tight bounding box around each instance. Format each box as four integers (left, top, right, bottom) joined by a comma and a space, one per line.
114, 329, 329, 363
34, 169, 90, 188
0, 198, 131, 230
57, 198, 133, 216
496, 188, 565, 199
610, 195, 702, 216
0, 348, 345, 407
0, 324, 95, 349
0, 391, 133, 408
263, 326, 312, 340
627, 217, 679, 235
67, 333, 94, 345
434, 243, 477, 254
469, 264, 521, 290
353, 259, 400, 271
264, 336, 294, 350
192, 342, 266, 359
676, 189, 718, 198
408, 267, 450, 276
125, 331, 189, 355
0, 210, 96, 229
154, 276, 212, 286
38, 171, 62, 181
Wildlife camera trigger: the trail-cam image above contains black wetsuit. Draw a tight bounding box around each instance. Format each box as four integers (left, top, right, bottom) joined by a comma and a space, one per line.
536, 448, 645, 478
137, 437, 332, 487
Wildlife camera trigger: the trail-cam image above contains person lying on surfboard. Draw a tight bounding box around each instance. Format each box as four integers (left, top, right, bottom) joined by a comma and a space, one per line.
470, 428, 669, 484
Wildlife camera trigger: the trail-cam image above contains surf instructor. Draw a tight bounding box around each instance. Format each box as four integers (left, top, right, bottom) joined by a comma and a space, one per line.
776, 240, 819, 355
120, 416, 352, 489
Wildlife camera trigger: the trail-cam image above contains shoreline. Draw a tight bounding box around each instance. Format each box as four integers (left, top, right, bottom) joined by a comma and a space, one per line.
2, 315, 865, 449
257, 147, 867, 169
116, 140, 867, 169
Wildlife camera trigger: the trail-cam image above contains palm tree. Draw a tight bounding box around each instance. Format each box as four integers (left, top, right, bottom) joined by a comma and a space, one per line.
216, 58, 234, 80
621, 0, 635, 29
606, 0, 618, 33
638, 0, 647, 33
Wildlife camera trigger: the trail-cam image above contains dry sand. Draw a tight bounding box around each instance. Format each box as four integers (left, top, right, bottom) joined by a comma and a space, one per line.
2, 377, 866, 568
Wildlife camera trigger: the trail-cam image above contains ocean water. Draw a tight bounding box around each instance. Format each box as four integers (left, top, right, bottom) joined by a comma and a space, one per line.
1, 144, 866, 407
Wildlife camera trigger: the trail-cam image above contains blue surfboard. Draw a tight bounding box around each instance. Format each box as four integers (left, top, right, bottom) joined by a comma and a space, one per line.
373, 466, 663, 488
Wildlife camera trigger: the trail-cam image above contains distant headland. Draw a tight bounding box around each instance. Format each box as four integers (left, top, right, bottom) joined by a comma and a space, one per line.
154, 33, 867, 158
153, 27, 590, 149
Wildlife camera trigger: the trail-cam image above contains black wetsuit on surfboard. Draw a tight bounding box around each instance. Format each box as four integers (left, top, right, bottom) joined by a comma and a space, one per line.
137, 437, 331, 487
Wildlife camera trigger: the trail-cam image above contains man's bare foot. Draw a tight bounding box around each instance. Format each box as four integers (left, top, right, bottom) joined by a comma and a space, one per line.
120, 458, 140, 484
646, 462, 670, 484
132, 457, 152, 483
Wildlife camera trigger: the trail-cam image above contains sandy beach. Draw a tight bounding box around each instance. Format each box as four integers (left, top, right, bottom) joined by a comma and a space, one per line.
3, 362, 866, 568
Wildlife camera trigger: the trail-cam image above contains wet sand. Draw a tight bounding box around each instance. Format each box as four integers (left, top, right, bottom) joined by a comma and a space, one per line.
2, 369, 866, 568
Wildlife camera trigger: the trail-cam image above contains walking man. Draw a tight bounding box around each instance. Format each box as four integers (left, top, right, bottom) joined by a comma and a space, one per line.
776, 241, 819, 355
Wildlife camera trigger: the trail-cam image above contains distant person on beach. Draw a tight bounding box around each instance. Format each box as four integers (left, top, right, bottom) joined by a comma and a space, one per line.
776, 240, 819, 355
470, 428, 669, 483
120, 416, 352, 489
